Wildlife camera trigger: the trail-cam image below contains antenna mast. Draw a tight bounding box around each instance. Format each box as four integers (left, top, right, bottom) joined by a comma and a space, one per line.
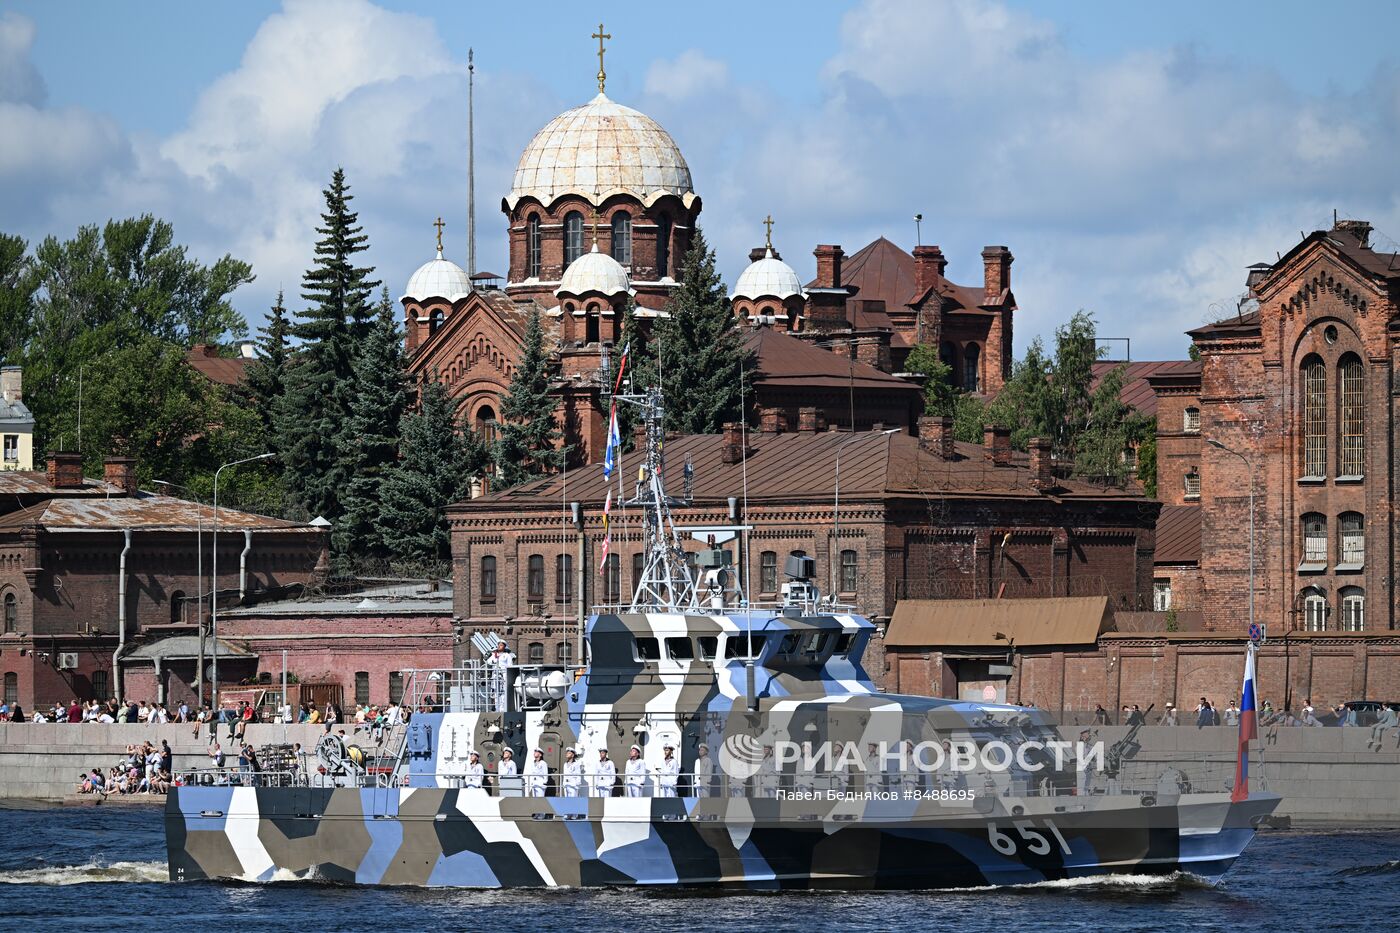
467, 48, 476, 277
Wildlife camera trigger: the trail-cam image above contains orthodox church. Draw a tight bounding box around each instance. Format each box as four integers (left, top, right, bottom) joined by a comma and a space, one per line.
402, 32, 1020, 471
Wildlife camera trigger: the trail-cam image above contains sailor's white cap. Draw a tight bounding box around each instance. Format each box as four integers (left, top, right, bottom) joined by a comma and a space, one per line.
630, 744, 642, 753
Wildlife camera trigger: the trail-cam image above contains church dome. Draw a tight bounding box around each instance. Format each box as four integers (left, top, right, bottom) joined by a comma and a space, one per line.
401, 250, 472, 303
732, 248, 805, 301
507, 93, 696, 210
556, 243, 633, 298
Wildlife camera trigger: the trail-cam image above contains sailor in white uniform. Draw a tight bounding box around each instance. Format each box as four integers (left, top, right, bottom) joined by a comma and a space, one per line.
624, 744, 649, 797
487, 641, 515, 710
692, 743, 713, 798
524, 747, 549, 797
497, 748, 518, 795
656, 743, 680, 797
562, 747, 584, 797
462, 751, 484, 791
591, 748, 616, 797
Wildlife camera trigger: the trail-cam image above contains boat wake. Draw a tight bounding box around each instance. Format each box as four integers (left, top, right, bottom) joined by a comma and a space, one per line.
945, 871, 1212, 893
1334, 860, 1400, 878
0, 860, 167, 885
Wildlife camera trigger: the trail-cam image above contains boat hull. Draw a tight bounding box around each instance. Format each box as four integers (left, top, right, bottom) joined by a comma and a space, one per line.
165, 786, 1278, 889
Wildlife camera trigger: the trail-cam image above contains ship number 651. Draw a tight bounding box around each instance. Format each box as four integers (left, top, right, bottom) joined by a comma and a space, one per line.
988, 820, 1071, 856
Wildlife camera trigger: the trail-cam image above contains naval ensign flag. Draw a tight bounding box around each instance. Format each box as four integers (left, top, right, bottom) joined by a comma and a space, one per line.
1232, 644, 1258, 803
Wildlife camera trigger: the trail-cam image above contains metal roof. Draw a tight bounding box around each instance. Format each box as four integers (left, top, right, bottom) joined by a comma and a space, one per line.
0, 493, 315, 533
0, 471, 117, 498
744, 327, 923, 393
185, 346, 252, 386
124, 636, 251, 662
1091, 360, 1200, 418
1154, 504, 1201, 565
885, 596, 1113, 647
224, 581, 454, 617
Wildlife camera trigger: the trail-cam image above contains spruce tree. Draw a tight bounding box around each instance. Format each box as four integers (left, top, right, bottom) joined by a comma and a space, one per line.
377, 376, 485, 566
652, 227, 751, 434
276, 168, 380, 521
336, 289, 407, 561
494, 307, 562, 486
243, 290, 290, 444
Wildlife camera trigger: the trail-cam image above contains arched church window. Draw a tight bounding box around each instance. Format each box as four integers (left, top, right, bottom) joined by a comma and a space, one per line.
611, 212, 632, 267
1301, 356, 1326, 478
586, 313, 600, 344
428, 308, 444, 335
475, 405, 497, 445
564, 212, 584, 269
526, 214, 542, 278
963, 344, 981, 393
1339, 354, 1364, 477
655, 216, 671, 279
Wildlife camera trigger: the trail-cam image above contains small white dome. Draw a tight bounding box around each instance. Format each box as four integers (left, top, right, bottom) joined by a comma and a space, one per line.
401, 249, 472, 303
555, 244, 633, 298
507, 93, 696, 210
731, 248, 804, 301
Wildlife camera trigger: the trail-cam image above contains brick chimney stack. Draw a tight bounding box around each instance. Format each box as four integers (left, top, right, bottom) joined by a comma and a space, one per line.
912, 245, 947, 296
918, 415, 956, 460
798, 407, 823, 433
720, 422, 750, 464
103, 457, 138, 496
0, 366, 20, 403
813, 245, 843, 289
981, 246, 1013, 304
1028, 437, 1053, 491
1333, 218, 1373, 249
759, 407, 784, 433
46, 452, 84, 489
984, 425, 1012, 466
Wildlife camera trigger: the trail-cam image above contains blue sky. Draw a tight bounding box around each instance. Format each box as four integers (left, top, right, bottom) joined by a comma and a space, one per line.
5, 0, 1400, 358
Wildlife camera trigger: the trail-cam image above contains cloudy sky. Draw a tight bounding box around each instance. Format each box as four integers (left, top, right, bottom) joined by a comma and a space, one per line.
5, 0, 1399, 359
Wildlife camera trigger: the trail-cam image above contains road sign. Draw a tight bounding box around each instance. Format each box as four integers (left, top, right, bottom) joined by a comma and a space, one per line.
1248, 622, 1265, 645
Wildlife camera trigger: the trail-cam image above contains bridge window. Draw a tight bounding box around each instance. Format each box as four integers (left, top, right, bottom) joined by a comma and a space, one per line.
832, 632, 856, 657
665, 637, 694, 661
723, 634, 767, 660
697, 636, 717, 660
634, 636, 660, 662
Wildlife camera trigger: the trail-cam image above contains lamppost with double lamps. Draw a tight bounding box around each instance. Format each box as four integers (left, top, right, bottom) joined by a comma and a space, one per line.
210, 453, 274, 710
1206, 438, 1255, 636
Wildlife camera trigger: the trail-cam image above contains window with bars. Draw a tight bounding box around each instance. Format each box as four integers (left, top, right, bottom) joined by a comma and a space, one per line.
1183, 407, 1200, 433
1302, 513, 1327, 565
557, 641, 574, 665
90, 670, 107, 701
479, 556, 497, 601
1302, 359, 1326, 477
1303, 590, 1327, 631
1184, 469, 1200, 500
1339, 357, 1364, 477
564, 212, 584, 269
388, 671, 404, 705
527, 554, 545, 600
603, 554, 621, 603
3, 672, 15, 706
1340, 587, 1364, 631
528, 642, 544, 664
1153, 580, 1172, 611
1339, 512, 1364, 566
610, 212, 632, 266
355, 672, 369, 706
840, 549, 858, 594
759, 551, 777, 594
526, 214, 541, 278
556, 554, 573, 602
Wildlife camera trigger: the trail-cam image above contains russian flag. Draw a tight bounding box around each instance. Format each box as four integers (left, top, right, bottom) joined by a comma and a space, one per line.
612, 339, 630, 393
1232, 645, 1258, 803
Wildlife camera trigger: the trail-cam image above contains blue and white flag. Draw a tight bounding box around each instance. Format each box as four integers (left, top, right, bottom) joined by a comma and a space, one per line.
602, 404, 621, 478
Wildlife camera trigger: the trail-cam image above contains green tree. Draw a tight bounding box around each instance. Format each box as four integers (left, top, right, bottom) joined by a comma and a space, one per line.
0, 233, 38, 364
1135, 428, 1158, 498
377, 376, 487, 565
652, 228, 751, 433
904, 344, 987, 443
336, 290, 408, 560
605, 298, 656, 450
276, 168, 381, 520
1074, 363, 1152, 485
243, 290, 291, 443
494, 307, 562, 487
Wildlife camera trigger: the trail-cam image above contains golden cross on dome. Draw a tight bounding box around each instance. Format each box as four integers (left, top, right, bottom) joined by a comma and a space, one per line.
763, 214, 774, 249
592, 23, 612, 93
433, 216, 445, 253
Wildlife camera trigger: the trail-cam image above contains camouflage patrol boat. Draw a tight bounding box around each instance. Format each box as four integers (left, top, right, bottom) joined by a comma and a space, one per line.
166, 387, 1278, 888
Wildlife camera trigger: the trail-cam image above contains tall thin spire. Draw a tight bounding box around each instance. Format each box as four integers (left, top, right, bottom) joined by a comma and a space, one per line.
467, 47, 477, 278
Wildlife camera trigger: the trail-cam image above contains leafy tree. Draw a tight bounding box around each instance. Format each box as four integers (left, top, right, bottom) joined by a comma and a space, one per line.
1135, 428, 1158, 498
276, 168, 381, 520
904, 344, 987, 443
0, 233, 38, 364
377, 376, 487, 564
1074, 363, 1152, 485
494, 307, 562, 486
336, 290, 408, 559
652, 228, 751, 433
243, 290, 291, 443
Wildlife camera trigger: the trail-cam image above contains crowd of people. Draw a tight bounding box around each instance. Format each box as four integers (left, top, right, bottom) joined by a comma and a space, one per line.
76, 739, 174, 797
1090, 697, 1400, 730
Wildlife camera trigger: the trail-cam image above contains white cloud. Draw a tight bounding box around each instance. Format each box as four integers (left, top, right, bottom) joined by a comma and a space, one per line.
0, 12, 45, 105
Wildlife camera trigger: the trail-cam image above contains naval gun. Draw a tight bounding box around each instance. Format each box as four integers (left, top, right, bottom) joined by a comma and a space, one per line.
1102, 703, 1154, 779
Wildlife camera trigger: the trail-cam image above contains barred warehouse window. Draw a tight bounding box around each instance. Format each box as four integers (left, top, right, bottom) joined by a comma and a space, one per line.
1302, 588, 1327, 632
1302, 358, 1326, 478
3, 672, 15, 706
527, 554, 545, 601
1339, 356, 1364, 477
759, 551, 777, 594
355, 672, 369, 707
1339, 512, 1364, 567
1301, 513, 1328, 566
1340, 587, 1364, 632
840, 549, 858, 594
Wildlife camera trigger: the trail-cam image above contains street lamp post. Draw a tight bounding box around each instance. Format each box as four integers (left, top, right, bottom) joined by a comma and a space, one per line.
1206, 439, 1255, 636
832, 428, 899, 599
211, 453, 274, 711
153, 480, 205, 703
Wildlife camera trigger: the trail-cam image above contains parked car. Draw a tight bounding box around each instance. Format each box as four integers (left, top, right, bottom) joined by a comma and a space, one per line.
1342, 700, 1398, 727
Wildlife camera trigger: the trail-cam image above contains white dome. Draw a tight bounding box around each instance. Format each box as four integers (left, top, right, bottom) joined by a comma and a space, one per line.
731, 248, 805, 301
401, 250, 472, 303
507, 93, 696, 210
556, 244, 633, 298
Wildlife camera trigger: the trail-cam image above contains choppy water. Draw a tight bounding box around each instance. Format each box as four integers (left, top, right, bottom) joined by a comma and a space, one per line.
1, 804, 1398, 932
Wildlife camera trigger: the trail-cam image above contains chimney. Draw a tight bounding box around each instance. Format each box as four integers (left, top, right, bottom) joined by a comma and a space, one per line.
981, 246, 1013, 304
798, 407, 820, 433
720, 422, 749, 464
984, 425, 1011, 466
103, 457, 138, 496
191, 343, 218, 358
1333, 218, 1372, 249
759, 407, 784, 433
1028, 437, 1053, 491
46, 451, 84, 489
813, 245, 844, 289
912, 245, 947, 296
918, 415, 956, 460
0, 366, 20, 403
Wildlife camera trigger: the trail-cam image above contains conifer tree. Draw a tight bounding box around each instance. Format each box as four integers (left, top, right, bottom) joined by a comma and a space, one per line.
494, 307, 562, 486
336, 289, 407, 560
243, 290, 290, 444
651, 227, 751, 433
276, 168, 380, 520
377, 376, 485, 566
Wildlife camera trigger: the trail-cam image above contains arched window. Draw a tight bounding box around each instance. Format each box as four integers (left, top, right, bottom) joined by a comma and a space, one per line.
1340, 512, 1364, 567
1339, 355, 1364, 477
479, 555, 497, 601
3, 671, 16, 706
528, 642, 545, 664
963, 344, 981, 393
90, 670, 108, 701
610, 211, 632, 266
556, 554, 573, 603
527, 554, 545, 600
759, 551, 777, 594
1340, 587, 1364, 632
1302, 587, 1327, 631
585, 312, 600, 344
557, 641, 574, 665
1183, 406, 1200, 434
428, 308, 444, 335
655, 215, 671, 278
839, 549, 858, 594
526, 213, 542, 278
475, 405, 497, 445
564, 211, 584, 269
170, 591, 185, 626
1183, 468, 1200, 500
1301, 513, 1327, 566
3, 592, 16, 634
603, 553, 621, 603
1302, 357, 1326, 477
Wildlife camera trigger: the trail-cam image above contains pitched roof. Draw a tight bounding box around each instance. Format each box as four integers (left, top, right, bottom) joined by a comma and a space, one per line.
1154, 504, 1200, 565
886, 596, 1112, 647
0, 493, 315, 533
1091, 360, 1199, 417
0, 470, 118, 499
744, 327, 922, 393
185, 346, 252, 386
820, 237, 916, 319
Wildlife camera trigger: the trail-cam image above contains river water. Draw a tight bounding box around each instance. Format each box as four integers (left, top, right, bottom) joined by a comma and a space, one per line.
1, 804, 1397, 933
